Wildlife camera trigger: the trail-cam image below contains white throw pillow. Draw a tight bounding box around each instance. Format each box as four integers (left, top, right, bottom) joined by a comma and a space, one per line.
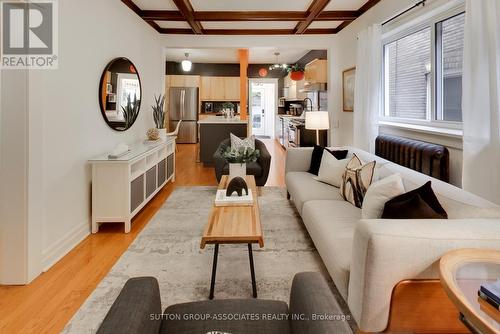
230, 133, 255, 151
361, 173, 405, 219
314, 151, 349, 188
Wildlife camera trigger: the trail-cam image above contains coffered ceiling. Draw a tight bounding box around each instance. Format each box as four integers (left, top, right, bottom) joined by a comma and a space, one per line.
122, 0, 381, 35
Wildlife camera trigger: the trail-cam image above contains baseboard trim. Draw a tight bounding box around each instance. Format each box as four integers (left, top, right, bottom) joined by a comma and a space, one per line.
42, 221, 90, 272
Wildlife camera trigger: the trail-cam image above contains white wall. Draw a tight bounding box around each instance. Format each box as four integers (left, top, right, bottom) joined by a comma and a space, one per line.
31, 0, 164, 272
329, 0, 463, 186
0, 70, 30, 284
1, 0, 164, 283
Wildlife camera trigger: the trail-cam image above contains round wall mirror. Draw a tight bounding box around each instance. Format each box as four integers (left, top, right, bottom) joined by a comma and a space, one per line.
99, 57, 141, 131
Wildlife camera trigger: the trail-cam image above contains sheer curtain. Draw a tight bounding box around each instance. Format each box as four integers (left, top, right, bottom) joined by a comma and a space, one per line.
462, 0, 500, 203
353, 24, 382, 153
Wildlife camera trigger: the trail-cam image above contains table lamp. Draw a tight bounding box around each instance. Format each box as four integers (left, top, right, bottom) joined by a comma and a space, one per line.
305, 111, 330, 145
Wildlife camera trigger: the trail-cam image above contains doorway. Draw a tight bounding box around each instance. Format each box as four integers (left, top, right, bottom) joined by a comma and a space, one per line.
249, 79, 278, 138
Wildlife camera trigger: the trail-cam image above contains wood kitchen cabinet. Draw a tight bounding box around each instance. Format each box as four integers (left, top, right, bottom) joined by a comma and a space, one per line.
304, 59, 328, 84
168, 75, 200, 88
223, 77, 240, 100
200, 76, 240, 101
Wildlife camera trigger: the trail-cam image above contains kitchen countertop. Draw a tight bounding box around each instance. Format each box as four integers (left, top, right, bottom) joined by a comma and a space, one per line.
198, 116, 248, 124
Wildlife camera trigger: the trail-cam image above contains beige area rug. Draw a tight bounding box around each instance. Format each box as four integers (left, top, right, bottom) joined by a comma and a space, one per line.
63, 186, 354, 333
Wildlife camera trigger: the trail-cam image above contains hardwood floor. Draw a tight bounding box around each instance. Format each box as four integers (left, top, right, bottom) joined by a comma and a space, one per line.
0, 139, 286, 334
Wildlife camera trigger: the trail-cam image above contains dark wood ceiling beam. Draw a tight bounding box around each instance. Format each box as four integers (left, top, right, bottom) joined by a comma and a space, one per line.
121, 0, 161, 32
304, 28, 337, 34
334, 0, 382, 33
294, 0, 331, 34
171, 0, 204, 34
159, 28, 195, 34
317, 10, 358, 21
141, 10, 185, 21
121, 0, 142, 16
159, 28, 354, 35
141, 10, 360, 22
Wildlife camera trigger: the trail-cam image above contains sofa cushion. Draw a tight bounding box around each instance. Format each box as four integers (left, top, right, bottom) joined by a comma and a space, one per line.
161, 299, 290, 334
340, 154, 376, 208
345, 146, 500, 218
308, 145, 349, 175
222, 161, 262, 177
361, 173, 405, 219
286, 172, 343, 214
301, 200, 361, 299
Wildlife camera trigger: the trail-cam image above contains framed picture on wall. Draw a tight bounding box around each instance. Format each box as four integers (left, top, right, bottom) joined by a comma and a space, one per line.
343, 67, 356, 112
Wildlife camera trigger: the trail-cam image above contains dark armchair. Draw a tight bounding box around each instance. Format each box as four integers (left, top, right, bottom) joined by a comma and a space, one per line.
213, 138, 271, 186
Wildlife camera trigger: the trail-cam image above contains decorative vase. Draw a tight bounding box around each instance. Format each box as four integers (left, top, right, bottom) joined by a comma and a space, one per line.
290, 71, 305, 81
158, 128, 167, 141
229, 163, 246, 180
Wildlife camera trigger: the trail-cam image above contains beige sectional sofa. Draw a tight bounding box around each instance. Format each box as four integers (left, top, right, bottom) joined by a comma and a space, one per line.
285, 146, 500, 333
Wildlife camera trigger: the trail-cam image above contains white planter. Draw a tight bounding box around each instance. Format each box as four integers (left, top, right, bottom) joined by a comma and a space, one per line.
229, 163, 246, 180
158, 128, 167, 141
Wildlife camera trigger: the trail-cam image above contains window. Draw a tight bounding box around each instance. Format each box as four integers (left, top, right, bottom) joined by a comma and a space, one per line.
382, 8, 465, 128
384, 28, 431, 120
436, 13, 465, 122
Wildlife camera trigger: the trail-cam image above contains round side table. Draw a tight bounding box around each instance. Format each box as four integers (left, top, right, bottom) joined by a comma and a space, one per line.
440, 249, 500, 334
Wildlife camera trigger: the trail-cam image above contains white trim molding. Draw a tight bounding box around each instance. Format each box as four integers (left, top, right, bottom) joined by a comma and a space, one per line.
41, 220, 90, 272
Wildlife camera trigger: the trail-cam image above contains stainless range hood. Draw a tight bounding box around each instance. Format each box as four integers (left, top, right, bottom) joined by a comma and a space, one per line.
300, 82, 327, 92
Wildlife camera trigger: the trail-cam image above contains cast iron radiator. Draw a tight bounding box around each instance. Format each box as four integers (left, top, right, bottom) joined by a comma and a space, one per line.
375, 135, 450, 182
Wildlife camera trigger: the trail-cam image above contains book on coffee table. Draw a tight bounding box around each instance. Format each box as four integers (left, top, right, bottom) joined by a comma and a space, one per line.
214, 189, 253, 207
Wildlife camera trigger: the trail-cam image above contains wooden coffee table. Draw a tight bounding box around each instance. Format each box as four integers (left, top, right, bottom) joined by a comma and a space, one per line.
440, 249, 500, 334
201, 175, 264, 299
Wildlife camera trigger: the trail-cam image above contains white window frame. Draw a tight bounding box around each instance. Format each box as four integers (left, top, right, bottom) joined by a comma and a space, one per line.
380, 0, 466, 133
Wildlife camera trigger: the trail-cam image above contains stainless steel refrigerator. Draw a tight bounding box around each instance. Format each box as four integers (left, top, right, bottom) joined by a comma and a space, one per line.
169, 87, 199, 143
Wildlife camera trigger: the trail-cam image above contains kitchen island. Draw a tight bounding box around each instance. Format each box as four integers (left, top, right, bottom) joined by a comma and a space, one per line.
198, 116, 248, 165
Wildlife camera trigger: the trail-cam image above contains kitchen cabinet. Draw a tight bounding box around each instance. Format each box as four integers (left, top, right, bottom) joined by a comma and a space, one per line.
201, 76, 240, 101
304, 59, 328, 84
168, 75, 200, 88
224, 77, 240, 100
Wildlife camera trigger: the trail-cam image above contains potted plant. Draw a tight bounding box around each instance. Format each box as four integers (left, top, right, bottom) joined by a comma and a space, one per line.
121, 93, 140, 129
152, 94, 166, 140
222, 146, 260, 180
288, 64, 305, 81
222, 102, 235, 118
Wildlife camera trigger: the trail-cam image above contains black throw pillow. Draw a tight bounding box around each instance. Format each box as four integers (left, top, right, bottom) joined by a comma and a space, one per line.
381, 181, 448, 219
382, 193, 444, 219
308, 145, 348, 175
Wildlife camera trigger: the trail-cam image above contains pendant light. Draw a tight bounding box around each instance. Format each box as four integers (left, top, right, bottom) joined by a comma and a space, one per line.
181, 52, 192, 72
268, 52, 288, 71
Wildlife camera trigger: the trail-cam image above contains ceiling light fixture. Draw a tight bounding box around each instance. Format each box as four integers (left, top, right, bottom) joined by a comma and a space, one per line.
269, 52, 288, 71
181, 52, 192, 72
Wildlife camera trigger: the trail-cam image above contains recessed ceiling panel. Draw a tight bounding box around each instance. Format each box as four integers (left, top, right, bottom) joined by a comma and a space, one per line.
324, 0, 366, 10
191, 0, 312, 11
134, 0, 178, 10
156, 21, 192, 29
308, 21, 343, 29
165, 48, 240, 63
164, 48, 314, 64
249, 48, 311, 64
201, 21, 298, 30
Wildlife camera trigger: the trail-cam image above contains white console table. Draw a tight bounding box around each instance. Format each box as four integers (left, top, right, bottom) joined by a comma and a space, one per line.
89, 137, 176, 233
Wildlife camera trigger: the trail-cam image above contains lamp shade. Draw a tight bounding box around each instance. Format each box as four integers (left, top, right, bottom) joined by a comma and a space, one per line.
305, 111, 330, 130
